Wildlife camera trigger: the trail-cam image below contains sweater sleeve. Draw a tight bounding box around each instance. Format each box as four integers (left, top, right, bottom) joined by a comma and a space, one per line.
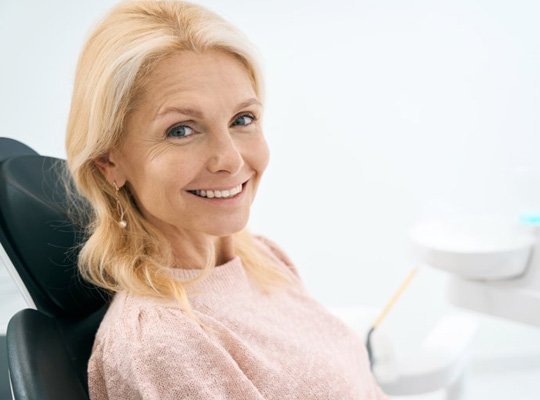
90, 306, 264, 400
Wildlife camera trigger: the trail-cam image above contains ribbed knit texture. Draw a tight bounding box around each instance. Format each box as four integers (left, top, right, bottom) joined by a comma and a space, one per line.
88, 235, 388, 399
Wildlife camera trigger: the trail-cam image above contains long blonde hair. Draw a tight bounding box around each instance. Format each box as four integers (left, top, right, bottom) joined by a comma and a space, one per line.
65, 0, 293, 330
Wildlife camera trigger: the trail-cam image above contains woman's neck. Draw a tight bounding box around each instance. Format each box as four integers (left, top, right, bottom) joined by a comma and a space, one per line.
171, 234, 235, 269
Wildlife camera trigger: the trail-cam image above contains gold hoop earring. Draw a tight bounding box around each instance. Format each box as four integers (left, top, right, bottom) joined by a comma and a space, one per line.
113, 181, 127, 229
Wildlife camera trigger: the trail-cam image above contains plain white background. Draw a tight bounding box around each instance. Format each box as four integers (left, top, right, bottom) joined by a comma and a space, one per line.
1, 1, 540, 398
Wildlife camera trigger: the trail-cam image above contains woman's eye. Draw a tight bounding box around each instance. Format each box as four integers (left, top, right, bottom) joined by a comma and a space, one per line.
166, 124, 194, 139
232, 114, 255, 127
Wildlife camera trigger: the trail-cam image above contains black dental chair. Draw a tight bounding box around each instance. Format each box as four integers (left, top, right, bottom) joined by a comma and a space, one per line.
0, 138, 110, 400
0, 138, 37, 400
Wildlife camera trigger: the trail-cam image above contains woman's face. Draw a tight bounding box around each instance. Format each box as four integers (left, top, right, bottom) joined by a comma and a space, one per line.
101, 49, 269, 241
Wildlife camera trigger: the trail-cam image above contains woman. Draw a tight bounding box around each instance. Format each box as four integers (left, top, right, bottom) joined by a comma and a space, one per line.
65, 1, 388, 399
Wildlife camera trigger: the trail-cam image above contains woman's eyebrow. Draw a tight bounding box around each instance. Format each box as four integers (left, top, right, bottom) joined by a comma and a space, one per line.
153, 98, 262, 121
234, 97, 263, 111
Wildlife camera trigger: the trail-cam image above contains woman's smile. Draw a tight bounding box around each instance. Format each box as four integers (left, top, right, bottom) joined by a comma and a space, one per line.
186, 180, 249, 205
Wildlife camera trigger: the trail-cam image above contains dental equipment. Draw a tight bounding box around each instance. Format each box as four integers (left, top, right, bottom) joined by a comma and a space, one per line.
409, 216, 540, 327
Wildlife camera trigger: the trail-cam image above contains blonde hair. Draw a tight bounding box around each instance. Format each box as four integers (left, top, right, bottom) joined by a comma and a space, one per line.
65, 0, 293, 331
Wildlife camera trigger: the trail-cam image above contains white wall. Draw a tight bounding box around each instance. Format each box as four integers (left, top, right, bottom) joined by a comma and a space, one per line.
1, 0, 540, 396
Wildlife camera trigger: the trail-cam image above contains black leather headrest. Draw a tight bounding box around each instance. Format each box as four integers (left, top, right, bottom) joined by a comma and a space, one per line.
0, 137, 38, 162
0, 155, 109, 318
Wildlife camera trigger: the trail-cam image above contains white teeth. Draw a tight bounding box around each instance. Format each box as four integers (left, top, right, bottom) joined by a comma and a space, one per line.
192, 184, 243, 199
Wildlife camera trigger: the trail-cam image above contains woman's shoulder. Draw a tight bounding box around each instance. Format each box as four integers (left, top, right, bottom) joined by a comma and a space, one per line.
87, 292, 257, 399
92, 290, 204, 355
252, 233, 301, 279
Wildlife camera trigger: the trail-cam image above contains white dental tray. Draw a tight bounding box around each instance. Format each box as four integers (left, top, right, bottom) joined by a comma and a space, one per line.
409, 217, 536, 280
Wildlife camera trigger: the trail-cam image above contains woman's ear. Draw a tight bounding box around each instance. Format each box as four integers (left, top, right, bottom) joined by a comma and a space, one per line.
93, 151, 126, 187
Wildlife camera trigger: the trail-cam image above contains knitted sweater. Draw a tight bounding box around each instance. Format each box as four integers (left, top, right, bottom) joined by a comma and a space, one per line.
88, 235, 388, 399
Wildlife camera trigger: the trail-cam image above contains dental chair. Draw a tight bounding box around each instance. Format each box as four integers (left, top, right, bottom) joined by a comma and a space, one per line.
0, 138, 37, 400
0, 137, 110, 400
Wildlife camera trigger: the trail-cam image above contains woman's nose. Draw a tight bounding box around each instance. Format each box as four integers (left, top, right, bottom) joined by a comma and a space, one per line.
206, 131, 244, 175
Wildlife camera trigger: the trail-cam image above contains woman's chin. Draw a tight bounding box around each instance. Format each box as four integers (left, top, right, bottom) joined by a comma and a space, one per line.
200, 215, 250, 237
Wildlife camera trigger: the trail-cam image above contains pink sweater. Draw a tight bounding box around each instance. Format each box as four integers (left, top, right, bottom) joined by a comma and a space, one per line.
88, 235, 388, 399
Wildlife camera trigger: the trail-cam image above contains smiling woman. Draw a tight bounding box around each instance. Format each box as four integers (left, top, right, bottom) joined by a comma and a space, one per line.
94, 50, 269, 267
64, 1, 388, 399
